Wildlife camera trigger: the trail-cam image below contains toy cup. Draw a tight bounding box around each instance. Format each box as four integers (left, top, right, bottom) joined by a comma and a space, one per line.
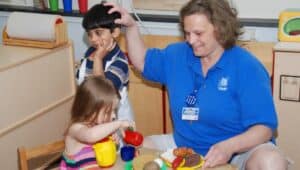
49, 0, 59, 12
78, 0, 88, 14
121, 145, 135, 161
63, 0, 72, 12
93, 137, 117, 167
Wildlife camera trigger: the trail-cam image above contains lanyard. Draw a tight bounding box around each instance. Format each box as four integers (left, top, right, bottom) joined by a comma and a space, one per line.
185, 74, 202, 107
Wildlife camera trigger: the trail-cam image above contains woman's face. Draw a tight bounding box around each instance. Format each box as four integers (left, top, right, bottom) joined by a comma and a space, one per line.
87, 28, 116, 49
183, 13, 223, 58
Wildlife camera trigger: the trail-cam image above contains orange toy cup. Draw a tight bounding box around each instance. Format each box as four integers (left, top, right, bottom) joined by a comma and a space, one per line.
93, 137, 117, 168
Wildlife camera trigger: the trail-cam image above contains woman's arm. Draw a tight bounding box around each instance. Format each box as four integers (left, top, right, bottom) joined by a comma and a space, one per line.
106, 2, 147, 72
203, 125, 273, 168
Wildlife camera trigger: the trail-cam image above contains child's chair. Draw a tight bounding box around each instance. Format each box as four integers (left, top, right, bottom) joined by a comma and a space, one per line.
18, 140, 65, 170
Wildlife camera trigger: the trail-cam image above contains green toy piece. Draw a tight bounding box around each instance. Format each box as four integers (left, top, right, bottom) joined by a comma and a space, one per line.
124, 161, 133, 170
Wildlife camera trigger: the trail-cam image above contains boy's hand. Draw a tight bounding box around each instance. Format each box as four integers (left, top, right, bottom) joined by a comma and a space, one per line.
93, 40, 115, 60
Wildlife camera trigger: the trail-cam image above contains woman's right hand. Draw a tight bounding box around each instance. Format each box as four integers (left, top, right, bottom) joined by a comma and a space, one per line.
104, 2, 136, 27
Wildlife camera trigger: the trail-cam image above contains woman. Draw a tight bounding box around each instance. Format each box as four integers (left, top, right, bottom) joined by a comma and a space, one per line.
106, 0, 289, 169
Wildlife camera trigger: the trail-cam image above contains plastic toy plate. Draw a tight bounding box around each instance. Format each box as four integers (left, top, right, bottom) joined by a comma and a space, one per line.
160, 149, 204, 169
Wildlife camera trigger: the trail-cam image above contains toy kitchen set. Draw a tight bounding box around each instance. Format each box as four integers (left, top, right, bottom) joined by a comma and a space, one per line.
0, 12, 75, 170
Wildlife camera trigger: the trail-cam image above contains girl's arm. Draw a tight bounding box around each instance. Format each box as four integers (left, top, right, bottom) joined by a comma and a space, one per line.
69, 120, 134, 144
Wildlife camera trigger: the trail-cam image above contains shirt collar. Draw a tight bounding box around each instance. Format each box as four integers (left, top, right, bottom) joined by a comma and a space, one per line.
106, 44, 121, 59
187, 45, 236, 74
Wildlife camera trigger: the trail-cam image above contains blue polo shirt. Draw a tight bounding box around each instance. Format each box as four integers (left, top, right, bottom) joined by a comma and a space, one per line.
142, 42, 277, 156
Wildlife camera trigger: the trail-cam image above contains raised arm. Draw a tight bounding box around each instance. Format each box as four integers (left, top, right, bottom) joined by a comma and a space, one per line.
105, 2, 147, 72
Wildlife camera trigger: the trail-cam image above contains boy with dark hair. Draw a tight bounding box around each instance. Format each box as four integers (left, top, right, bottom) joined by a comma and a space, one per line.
77, 2, 134, 122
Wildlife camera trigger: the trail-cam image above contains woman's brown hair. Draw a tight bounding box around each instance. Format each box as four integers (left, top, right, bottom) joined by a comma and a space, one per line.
70, 76, 120, 126
180, 0, 242, 49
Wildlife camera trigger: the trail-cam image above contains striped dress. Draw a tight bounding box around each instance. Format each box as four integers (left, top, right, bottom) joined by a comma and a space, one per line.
60, 145, 100, 170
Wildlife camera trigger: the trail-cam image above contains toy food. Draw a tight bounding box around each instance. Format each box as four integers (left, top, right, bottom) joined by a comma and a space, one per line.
160, 149, 184, 167
160, 147, 204, 169
124, 128, 144, 146
143, 161, 160, 170
172, 156, 184, 169
132, 154, 157, 170
173, 147, 194, 157
183, 153, 202, 167
93, 137, 117, 167
160, 149, 176, 162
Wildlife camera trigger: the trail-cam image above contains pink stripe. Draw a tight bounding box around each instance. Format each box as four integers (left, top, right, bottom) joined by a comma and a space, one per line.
73, 146, 93, 156
79, 161, 98, 167
74, 151, 95, 161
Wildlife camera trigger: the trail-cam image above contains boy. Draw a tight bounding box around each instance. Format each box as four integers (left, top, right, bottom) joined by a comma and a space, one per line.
77, 2, 134, 122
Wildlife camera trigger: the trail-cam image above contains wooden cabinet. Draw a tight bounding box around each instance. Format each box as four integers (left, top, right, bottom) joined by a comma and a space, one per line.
273, 42, 300, 170
119, 35, 183, 136
0, 43, 76, 170
128, 67, 164, 135
238, 41, 274, 76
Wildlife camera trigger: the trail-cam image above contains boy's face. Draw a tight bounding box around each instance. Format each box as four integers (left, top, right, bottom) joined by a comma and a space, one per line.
87, 28, 119, 49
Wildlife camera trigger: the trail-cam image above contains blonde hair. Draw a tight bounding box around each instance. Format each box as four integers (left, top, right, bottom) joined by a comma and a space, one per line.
70, 76, 120, 126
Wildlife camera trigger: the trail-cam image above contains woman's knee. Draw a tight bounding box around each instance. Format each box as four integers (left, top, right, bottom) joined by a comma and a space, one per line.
246, 146, 288, 170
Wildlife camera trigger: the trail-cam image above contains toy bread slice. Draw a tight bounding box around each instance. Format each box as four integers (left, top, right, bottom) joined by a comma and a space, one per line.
160, 149, 185, 168
160, 149, 177, 164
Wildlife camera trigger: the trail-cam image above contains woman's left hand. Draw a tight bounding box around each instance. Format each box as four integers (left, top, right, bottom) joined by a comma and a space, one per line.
202, 141, 234, 169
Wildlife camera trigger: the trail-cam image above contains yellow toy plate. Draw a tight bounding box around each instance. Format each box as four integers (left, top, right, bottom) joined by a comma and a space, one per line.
176, 157, 204, 170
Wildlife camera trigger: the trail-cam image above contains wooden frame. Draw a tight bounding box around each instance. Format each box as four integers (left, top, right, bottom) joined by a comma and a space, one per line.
18, 140, 65, 170
2, 22, 68, 49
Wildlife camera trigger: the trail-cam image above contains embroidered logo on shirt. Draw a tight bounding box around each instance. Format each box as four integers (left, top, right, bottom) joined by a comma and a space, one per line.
218, 77, 229, 91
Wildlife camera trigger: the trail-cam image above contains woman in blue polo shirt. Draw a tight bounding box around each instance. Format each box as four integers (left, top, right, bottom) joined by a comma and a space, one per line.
106, 0, 289, 169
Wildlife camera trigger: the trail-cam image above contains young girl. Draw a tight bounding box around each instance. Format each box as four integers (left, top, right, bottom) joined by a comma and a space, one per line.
60, 76, 135, 169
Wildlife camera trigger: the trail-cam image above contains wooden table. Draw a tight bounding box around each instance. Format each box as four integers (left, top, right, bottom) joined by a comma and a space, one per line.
104, 148, 237, 170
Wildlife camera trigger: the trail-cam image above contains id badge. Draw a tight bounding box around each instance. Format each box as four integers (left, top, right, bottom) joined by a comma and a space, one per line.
182, 107, 199, 121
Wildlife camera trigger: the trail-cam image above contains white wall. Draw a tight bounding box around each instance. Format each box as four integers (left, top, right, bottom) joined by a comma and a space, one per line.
0, 11, 278, 62
2, 0, 299, 19
231, 0, 300, 19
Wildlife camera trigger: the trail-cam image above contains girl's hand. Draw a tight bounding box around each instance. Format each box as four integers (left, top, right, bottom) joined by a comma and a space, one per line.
119, 120, 136, 129
111, 132, 120, 145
